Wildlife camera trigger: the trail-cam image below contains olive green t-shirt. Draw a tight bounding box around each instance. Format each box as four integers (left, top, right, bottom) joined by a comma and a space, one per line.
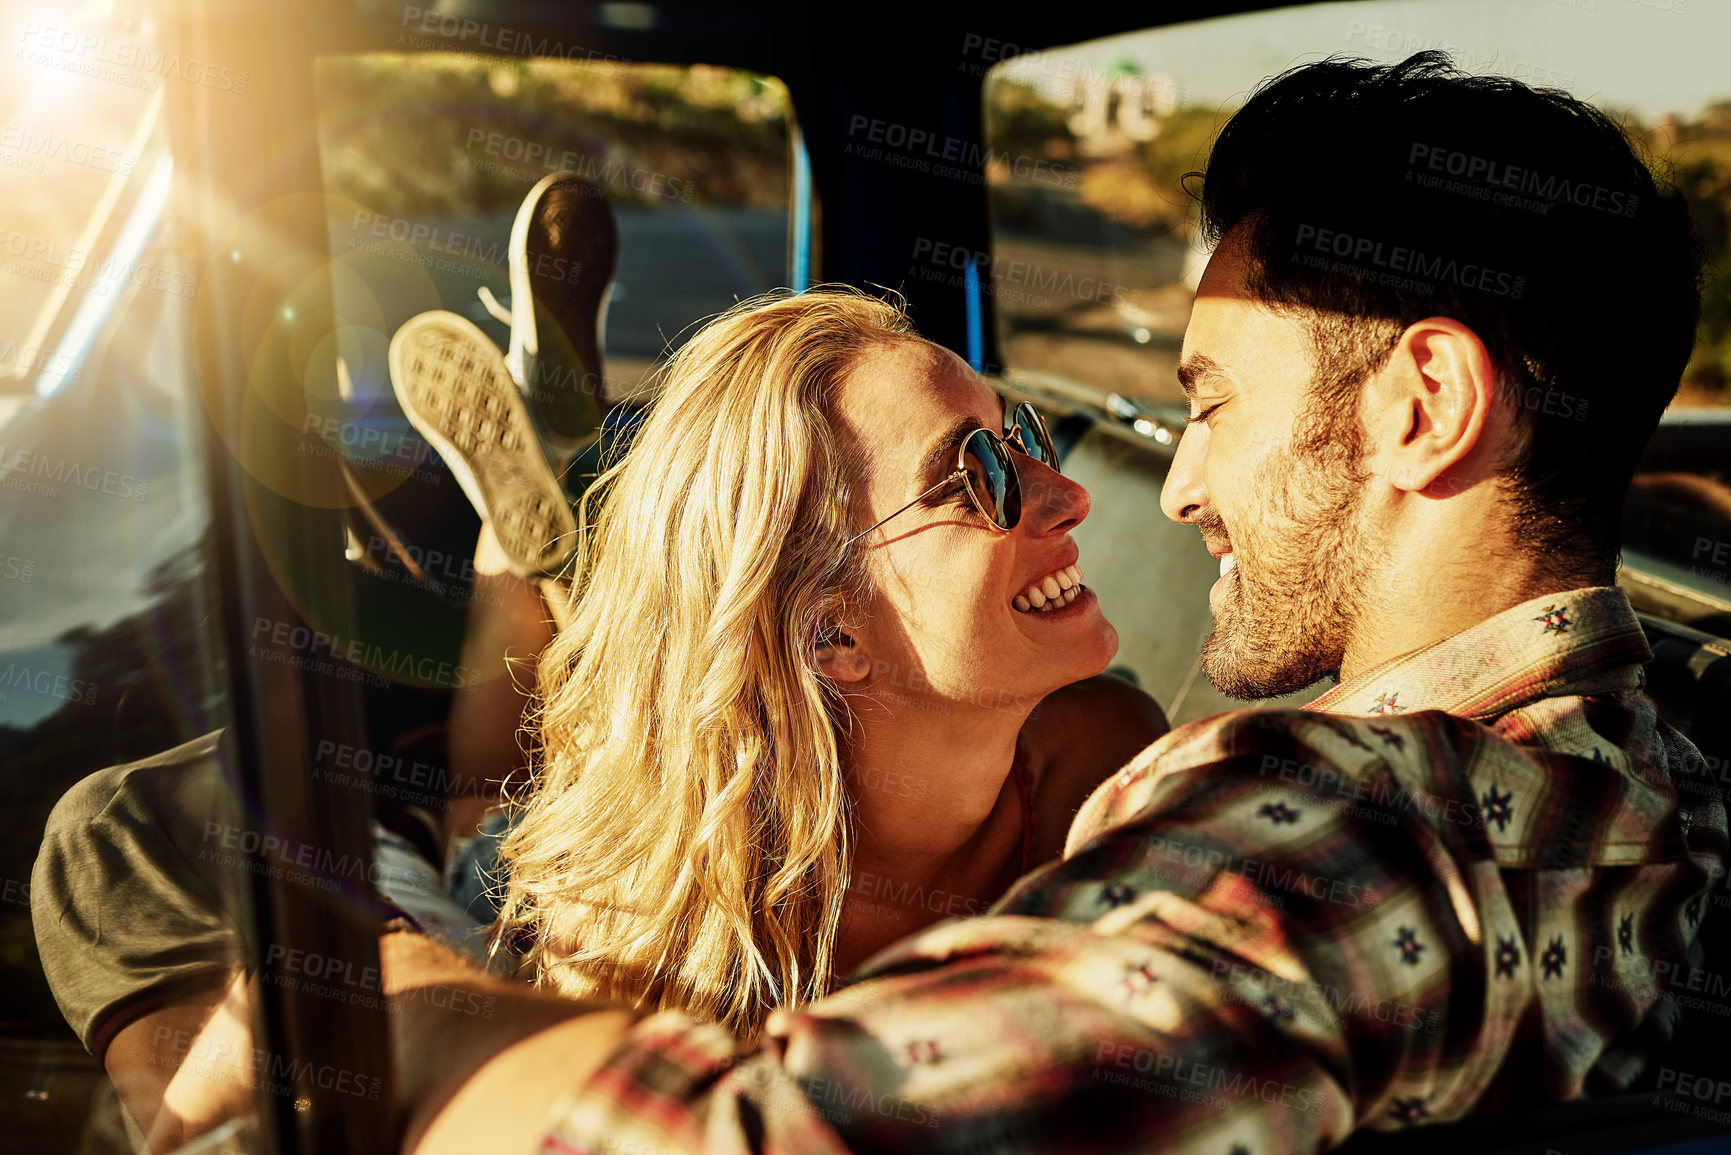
31, 731, 249, 1058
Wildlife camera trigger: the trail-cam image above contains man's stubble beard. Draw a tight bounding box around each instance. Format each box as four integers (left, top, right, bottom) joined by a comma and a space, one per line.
1199, 444, 1380, 701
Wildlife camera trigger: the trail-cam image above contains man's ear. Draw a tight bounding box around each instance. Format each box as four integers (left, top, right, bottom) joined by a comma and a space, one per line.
814, 628, 872, 685
1364, 317, 1500, 496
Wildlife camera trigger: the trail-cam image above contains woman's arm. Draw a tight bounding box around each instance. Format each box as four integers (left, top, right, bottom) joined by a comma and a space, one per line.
382, 931, 636, 1155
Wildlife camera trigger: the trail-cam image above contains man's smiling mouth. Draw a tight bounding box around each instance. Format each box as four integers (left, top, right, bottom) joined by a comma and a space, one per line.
1203, 520, 1234, 580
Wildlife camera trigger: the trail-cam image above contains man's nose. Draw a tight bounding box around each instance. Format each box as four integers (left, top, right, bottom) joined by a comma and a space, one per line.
1159, 425, 1208, 524
1020, 457, 1089, 536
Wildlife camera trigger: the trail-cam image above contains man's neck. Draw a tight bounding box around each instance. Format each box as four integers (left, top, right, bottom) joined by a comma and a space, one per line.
1339, 547, 1600, 683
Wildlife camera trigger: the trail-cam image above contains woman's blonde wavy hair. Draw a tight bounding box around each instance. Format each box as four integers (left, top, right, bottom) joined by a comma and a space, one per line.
495, 286, 916, 1036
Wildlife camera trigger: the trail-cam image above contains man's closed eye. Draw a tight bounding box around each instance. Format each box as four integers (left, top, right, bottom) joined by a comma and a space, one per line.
1186, 401, 1226, 426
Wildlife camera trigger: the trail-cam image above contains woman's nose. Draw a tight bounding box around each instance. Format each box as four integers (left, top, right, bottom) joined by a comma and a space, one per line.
1020, 457, 1089, 536
1159, 424, 1209, 524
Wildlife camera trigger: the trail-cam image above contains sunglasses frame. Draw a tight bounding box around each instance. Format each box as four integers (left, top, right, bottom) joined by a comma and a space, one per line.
848, 401, 1059, 545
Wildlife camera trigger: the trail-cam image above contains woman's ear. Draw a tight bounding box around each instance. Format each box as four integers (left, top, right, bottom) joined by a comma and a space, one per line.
814, 628, 872, 684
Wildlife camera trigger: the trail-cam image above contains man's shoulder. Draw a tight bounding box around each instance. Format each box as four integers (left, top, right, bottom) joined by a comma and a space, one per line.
1068, 693, 1727, 884
1068, 706, 1497, 852
35, 730, 235, 916
30, 730, 242, 1055
43, 729, 228, 837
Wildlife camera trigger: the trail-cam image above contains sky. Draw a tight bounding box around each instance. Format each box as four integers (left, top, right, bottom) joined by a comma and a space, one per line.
1003, 0, 1729, 122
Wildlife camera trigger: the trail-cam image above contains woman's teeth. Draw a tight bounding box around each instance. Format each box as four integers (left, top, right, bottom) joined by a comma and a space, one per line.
1219, 553, 1236, 578
1013, 564, 1084, 613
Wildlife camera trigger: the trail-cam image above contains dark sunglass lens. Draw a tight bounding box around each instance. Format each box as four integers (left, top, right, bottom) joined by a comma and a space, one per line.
961, 429, 1017, 528
1012, 404, 1059, 470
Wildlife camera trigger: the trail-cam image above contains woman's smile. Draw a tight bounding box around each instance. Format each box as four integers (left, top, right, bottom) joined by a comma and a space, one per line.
1016, 580, 1098, 619
1011, 561, 1085, 613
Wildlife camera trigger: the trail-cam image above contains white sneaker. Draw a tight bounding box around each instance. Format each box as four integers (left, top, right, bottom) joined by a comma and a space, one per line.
477, 172, 619, 458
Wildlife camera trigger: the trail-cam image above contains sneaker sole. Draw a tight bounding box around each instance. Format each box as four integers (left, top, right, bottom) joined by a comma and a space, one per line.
388, 310, 576, 577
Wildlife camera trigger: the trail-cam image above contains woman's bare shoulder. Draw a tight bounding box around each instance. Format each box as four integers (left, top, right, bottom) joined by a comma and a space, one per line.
1020, 673, 1170, 858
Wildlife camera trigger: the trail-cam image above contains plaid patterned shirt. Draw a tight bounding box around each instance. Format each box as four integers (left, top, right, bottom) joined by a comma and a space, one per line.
540, 587, 1726, 1154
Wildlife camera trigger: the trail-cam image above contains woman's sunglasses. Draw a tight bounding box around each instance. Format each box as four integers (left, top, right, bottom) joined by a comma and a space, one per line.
850, 402, 1060, 544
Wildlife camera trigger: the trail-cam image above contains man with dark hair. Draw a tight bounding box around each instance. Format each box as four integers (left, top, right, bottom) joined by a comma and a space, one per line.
1181, 51, 1701, 701
383, 54, 1725, 1154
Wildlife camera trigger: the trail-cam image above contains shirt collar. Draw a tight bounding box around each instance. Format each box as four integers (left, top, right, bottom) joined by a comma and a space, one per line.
1304, 586, 1652, 720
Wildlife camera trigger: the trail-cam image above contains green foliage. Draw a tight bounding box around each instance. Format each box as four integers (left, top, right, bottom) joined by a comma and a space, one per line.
985, 78, 1074, 166
1127, 106, 1226, 232
314, 55, 791, 218
1646, 105, 1731, 402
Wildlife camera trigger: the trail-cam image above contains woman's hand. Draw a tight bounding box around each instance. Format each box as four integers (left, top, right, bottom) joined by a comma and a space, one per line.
103, 970, 256, 1153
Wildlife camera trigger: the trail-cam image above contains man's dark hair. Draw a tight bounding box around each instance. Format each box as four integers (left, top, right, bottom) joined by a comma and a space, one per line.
1200, 51, 1704, 581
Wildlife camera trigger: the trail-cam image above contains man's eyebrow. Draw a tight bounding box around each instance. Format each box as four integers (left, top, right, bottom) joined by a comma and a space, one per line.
1176, 354, 1226, 401
917, 416, 978, 481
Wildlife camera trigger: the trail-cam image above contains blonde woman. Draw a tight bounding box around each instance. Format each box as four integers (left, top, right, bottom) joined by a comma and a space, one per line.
496, 287, 1166, 1036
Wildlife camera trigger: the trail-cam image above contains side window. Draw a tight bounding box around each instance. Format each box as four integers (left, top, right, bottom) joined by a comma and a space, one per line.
981, 3, 1731, 623
0, 29, 244, 1151
300, 57, 800, 909
983, 53, 1201, 415
313, 56, 794, 406
302, 57, 797, 696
